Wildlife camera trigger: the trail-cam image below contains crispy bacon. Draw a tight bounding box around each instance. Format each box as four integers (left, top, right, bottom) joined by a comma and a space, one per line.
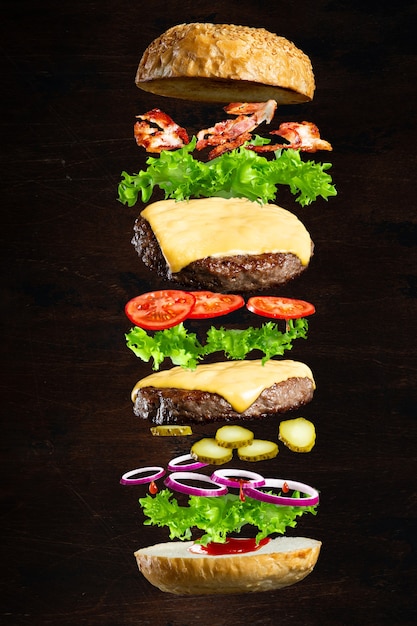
134, 108, 189, 152
203, 132, 253, 160
223, 100, 278, 127
132, 104, 332, 160
249, 121, 333, 153
196, 100, 277, 160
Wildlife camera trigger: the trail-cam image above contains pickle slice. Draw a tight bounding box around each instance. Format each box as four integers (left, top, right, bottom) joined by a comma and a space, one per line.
150, 425, 193, 436
215, 425, 254, 448
237, 439, 278, 462
279, 417, 316, 452
190, 438, 233, 465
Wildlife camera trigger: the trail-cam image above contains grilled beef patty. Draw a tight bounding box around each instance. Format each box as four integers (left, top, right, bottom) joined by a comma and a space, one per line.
133, 377, 314, 425
132, 216, 313, 292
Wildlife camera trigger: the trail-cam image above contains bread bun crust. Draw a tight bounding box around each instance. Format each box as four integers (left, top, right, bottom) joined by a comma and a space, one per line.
136, 23, 315, 103
134, 536, 321, 595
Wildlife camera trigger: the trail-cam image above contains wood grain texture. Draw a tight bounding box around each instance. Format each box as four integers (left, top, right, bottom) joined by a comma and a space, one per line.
1, 1, 416, 624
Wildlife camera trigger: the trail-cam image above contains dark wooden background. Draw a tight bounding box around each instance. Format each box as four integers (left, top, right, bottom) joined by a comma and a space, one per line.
1, 1, 416, 624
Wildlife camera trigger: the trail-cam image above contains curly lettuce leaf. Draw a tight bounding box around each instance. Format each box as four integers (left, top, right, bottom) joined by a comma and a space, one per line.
125, 318, 309, 370
204, 319, 308, 364
126, 323, 203, 370
139, 490, 318, 545
266, 148, 337, 207
118, 137, 336, 207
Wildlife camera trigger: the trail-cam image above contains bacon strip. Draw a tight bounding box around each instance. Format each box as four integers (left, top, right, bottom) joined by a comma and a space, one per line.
196, 100, 278, 159
249, 121, 332, 153
132, 105, 332, 159
134, 108, 189, 152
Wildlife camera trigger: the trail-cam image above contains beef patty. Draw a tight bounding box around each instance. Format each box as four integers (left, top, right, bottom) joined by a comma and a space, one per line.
132, 216, 313, 292
133, 376, 314, 425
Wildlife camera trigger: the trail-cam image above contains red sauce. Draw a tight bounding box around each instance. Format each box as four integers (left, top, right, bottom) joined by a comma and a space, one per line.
148, 480, 158, 495
189, 536, 271, 555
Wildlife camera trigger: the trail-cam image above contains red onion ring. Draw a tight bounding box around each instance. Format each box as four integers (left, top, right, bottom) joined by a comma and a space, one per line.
167, 453, 209, 472
210, 468, 266, 489
164, 471, 228, 497
120, 466, 165, 486
243, 478, 319, 506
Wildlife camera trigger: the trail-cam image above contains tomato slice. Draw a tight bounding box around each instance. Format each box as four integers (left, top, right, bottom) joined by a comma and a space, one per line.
125, 290, 196, 330
187, 291, 245, 319
246, 296, 315, 319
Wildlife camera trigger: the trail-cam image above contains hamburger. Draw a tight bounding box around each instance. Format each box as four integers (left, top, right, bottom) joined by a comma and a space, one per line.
118, 22, 331, 595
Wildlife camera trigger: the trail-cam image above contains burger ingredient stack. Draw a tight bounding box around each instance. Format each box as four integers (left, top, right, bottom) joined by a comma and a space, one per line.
118, 22, 336, 595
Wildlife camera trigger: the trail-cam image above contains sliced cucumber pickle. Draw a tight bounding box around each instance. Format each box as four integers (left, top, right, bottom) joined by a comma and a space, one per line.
150, 425, 193, 436
279, 417, 316, 452
215, 425, 254, 448
190, 438, 233, 465
237, 439, 278, 462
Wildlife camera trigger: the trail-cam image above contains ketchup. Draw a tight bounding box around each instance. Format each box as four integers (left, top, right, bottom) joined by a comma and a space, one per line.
148, 480, 158, 495
189, 537, 271, 555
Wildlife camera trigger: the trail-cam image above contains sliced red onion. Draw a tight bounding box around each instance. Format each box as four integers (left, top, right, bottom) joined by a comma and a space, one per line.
167, 453, 209, 472
243, 478, 319, 506
164, 471, 228, 497
120, 466, 165, 486
210, 468, 266, 489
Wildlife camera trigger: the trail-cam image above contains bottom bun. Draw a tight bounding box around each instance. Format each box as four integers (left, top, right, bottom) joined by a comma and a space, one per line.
134, 536, 321, 595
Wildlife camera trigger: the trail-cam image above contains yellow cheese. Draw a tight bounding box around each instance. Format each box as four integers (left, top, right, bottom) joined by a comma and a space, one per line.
131, 359, 315, 413
140, 197, 312, 273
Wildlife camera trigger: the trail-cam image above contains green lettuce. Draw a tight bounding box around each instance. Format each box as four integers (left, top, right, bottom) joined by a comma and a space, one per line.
118, 137, 336, 207
125, 318, 309, 370
139, 490, 318, 545
125, 323, 203, 371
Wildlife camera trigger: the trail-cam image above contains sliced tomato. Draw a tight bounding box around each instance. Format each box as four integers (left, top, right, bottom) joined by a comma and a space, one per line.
125, 290, 196, 330
187, 291, 245, 319
246, 296, 315, 319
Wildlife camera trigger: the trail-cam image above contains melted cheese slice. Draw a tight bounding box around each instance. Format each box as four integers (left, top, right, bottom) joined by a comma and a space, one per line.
140, 197, 312, 273
132, 359, 315, 413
